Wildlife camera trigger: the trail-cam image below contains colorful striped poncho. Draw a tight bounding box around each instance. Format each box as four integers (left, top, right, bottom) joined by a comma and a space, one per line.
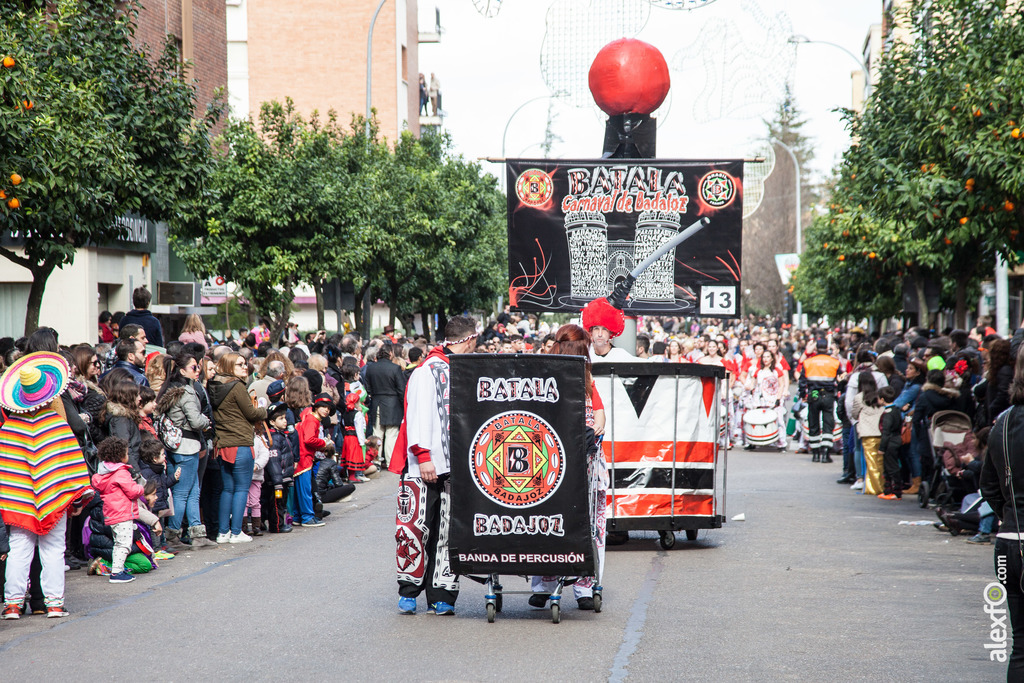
0, 405, 90, 534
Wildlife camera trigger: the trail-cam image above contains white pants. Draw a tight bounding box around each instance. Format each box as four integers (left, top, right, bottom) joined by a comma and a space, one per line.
4, 514, 67, 607
374, 417, 400, 465
111, 521, 134, 575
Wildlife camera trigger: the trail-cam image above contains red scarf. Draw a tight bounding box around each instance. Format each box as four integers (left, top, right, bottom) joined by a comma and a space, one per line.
388, 346, 449, 475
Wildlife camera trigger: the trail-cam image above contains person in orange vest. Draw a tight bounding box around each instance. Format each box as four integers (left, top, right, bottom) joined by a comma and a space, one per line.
799, 338, 842, 463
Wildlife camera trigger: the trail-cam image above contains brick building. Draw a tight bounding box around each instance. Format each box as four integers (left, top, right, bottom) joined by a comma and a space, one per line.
0, 2, 228, 341
226, 0, 421, 142
135, 0, 228, 122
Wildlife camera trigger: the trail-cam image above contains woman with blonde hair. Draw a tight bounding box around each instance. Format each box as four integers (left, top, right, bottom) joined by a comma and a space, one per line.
144, 353, 168, 394
178, 313, 208, 350
261, 349, 295, 381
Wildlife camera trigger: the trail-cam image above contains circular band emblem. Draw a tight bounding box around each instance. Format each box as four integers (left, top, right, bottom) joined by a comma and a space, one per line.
699, 170, 736, 208
515, 169, 554, 208
470, 411, 564, 508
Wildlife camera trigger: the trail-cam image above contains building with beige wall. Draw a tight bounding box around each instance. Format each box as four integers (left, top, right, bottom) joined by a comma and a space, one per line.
227, 0, 421, 142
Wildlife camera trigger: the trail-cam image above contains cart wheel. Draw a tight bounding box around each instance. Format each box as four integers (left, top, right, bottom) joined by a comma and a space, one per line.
551, 603, 560, 624
495, 594, 503, 613
659, 531, 676, 550
593, 593, 602, 613
685, 529, 698, 541
918, 480, 931, 508
486, 603, 496, 623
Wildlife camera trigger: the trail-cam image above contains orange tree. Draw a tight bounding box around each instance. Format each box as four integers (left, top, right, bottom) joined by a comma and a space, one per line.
0, 0, 220, 334
793, 0, 1024, 327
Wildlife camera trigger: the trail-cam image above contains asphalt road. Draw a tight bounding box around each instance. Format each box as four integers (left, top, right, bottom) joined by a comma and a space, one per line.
0, 447, 1002, 682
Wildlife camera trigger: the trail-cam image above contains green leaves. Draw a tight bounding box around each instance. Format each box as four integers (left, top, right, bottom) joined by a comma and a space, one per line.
0, 0, 222, 332
793, 0, 1023, 324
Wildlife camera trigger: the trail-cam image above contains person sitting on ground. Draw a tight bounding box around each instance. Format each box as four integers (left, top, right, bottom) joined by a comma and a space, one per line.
92, 437, 147, 584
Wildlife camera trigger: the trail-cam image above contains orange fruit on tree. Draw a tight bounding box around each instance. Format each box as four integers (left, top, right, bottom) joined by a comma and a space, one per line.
2, 56, 14, 68
10, 173, 21, 185
1013, 128, 1021, 139
974, 108, 982, 117
921, 164, 928, 172
7, 197, 19, 209
868, 252, 876, 259
944, 237, 953, 244
959, 217, 969, 225
838, 255, 845, 261
0, 190, 6, 199
1007, 201, 1016, 212
22, 100, 32, 110
842, 230, 849, 236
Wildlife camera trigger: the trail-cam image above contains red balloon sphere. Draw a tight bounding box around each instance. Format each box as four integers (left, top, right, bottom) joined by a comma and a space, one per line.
588, 38, 670, 116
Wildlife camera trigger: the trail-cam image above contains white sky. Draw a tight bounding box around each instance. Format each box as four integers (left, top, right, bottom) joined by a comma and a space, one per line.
418, 0, 882, 185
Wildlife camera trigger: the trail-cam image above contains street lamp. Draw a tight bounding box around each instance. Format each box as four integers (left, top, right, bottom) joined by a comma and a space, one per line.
772, 138, 802, 325
788, 34, 872, 99
501, 94, 563, 159
366, 0, 388, 140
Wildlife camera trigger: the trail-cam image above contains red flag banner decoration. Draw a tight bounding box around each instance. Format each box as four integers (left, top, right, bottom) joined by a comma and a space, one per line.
592, 362, 727, 532
507, 159, 743, 316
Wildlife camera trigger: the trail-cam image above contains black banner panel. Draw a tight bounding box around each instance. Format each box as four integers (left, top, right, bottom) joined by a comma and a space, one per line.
507, 159, 743, 316
449, 354, 594, 576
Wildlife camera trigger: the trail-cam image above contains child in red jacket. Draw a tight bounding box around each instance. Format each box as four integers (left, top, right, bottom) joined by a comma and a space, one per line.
92, 437, 146, 584
295, 393, 335, 527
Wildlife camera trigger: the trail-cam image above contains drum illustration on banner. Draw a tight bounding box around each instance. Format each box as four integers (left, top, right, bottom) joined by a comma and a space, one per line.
507, 159, 743, 315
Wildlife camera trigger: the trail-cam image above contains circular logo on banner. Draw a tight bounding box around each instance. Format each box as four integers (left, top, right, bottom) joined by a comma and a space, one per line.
470, 411, 565, 508
699, 170, 736, 208
515, 169, 554, 207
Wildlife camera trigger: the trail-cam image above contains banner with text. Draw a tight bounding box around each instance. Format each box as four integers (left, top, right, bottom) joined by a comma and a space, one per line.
449, 354, 593, 576
507, 159, 743, 316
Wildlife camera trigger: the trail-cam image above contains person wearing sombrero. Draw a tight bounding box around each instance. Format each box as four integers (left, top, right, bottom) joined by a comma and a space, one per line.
0, 351, 92, 619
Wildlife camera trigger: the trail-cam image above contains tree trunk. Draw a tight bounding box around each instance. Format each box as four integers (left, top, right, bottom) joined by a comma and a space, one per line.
271, 276, 294, 345
314, 277, 325, 331
23, 259, 57, 336
420, 308, 431, 340
436, 307, 448, 341
399, 312, 416, 338
954, 276, 968, 330
387, 273, 399, 329
911, 270, 928, 330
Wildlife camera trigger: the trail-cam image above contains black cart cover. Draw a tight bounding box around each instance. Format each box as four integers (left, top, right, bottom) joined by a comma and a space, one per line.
449, 354, 595, 576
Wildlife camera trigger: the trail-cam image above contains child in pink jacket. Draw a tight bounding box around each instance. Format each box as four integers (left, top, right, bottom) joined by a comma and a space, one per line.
92, 437, 146, 584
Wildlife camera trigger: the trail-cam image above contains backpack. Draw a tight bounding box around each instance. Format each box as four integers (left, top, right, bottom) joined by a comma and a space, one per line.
156, 412, 183, 451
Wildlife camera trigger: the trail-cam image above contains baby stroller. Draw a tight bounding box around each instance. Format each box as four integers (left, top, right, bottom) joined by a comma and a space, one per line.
919, 410, 975, 509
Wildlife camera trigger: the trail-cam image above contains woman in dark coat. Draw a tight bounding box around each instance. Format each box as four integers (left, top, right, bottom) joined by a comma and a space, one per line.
986, 339, 1014, 425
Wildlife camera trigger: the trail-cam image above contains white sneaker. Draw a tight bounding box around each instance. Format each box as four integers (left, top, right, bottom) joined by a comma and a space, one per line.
215, 533, 231, 544
851, 479, 864, 490
229, 531, 252, 543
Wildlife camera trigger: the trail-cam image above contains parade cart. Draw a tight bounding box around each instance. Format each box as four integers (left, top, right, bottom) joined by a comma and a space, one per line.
592, 362, 728, 550
449, 354, 601, 624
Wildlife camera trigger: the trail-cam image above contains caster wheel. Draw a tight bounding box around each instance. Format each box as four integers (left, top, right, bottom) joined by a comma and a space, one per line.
486, 603, 495, 623
918, 481, 930, 508
551, 603, 560, 624
593, 593, 602, 613
659, 531, 676, 549
685, 529, 698, 541
495, 594, 503, 613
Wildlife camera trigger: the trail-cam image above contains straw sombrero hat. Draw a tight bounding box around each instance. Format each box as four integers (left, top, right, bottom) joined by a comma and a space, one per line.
0, 351, 70, 413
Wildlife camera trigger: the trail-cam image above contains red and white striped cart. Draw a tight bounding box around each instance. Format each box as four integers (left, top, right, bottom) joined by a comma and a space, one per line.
593, 362, 728, 549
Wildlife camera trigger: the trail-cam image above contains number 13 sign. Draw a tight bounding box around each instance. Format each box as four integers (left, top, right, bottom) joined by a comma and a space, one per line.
699, 286, 736, 316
